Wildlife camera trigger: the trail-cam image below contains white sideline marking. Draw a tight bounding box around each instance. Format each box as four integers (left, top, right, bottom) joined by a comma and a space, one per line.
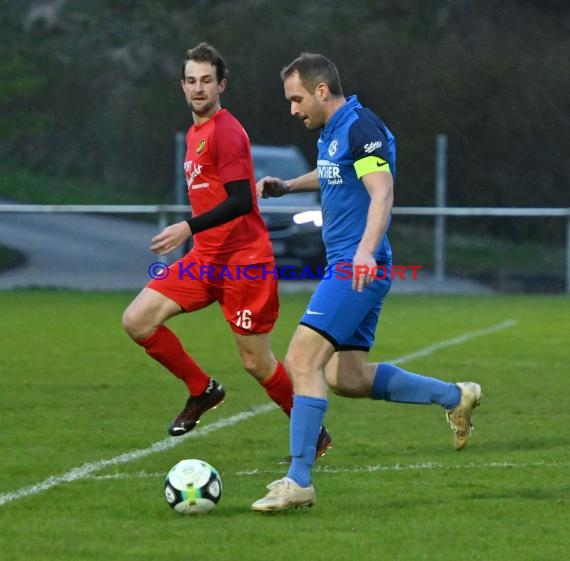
0, 404, 275, 507
0, 319, 517, 507
390, 319, 518, 365
84, 460, 567, 481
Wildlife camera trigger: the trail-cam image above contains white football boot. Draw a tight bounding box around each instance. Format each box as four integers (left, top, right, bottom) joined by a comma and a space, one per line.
446, 382, 482, 450
251, 477, 315, 512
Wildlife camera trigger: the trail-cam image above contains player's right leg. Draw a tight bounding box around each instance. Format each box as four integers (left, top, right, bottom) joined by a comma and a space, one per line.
122, 255, 223, 435
252, 326, 334, 512
122, 286, 182, 342
122, 287, 212, 396
253, 268, 394, 512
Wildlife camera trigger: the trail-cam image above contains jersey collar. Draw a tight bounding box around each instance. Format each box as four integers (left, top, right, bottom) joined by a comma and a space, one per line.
320, 95, 360, 142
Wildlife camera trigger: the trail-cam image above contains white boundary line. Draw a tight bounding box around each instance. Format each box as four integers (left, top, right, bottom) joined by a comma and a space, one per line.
391, 319, 518, 365
0, 404, 275, 507
0, 319, 517, 507
84, 459, 567, 481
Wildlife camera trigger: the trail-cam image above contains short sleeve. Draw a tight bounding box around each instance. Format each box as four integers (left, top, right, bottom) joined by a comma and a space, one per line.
213, 121, 251, 184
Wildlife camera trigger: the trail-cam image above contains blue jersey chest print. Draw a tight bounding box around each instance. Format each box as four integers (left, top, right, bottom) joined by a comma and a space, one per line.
317, 96, 395, 265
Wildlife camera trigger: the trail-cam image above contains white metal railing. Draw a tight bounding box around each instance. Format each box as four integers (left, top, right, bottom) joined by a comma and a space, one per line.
1, 204, 569, 292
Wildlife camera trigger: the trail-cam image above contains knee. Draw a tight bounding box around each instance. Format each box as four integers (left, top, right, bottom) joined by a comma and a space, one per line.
240, 350, 274, 380
121, 306, 149, 341
326, 377, 345, 396
324, 367, 372, 398
284, 352, 312, 383
327, 378, 355, 397
324, 368, 347, 395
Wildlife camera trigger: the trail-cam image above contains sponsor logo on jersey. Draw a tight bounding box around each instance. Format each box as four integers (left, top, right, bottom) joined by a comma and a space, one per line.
196, 139, 206, 155
317, 159, 343, 185
184, 160, 203, 187
328, 139, 339, 157
364, 140, 382, 153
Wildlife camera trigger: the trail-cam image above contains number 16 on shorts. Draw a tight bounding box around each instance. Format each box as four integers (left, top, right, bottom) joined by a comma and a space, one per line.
236, 309, 252, 330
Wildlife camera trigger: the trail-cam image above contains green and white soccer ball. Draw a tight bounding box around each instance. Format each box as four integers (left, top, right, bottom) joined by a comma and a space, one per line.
164, 459, 222, 514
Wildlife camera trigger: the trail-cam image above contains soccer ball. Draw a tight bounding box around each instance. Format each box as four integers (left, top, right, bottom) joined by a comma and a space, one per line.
164, 459, 222, 514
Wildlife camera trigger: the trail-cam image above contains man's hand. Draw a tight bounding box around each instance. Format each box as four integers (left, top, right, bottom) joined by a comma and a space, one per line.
352, 247, 377, 292
256, 176, 289, 198
150, 221, 191, 255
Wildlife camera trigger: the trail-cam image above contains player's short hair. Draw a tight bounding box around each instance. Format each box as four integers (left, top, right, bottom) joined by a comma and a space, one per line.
181, 42, 228, 83
281, 53, 343, 96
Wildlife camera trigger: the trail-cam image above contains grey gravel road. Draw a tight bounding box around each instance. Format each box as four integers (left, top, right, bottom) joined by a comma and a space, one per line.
0, 211, 161, 290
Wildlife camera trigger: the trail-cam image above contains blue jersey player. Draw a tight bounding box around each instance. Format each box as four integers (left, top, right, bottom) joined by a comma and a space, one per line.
252, 53, 483, 512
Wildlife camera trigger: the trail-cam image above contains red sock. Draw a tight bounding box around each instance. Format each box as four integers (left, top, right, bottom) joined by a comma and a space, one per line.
261, 361, 293, 417
138, 325, 210, 396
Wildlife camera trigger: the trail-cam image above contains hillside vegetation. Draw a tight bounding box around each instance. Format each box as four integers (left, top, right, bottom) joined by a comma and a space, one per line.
1, 1, 569, 239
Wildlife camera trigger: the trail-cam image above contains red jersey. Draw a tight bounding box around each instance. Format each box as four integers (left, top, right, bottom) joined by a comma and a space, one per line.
183, 109, 273, 265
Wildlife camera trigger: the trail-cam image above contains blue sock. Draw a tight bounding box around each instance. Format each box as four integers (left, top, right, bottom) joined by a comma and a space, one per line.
286, 395, 328, 488
371, 363, 460, 409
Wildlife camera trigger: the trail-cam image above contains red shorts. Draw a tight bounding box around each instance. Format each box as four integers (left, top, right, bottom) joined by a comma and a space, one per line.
147, 250, 279, 335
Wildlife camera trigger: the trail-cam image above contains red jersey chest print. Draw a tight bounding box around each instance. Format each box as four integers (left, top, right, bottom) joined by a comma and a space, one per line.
184, 109, 273, 265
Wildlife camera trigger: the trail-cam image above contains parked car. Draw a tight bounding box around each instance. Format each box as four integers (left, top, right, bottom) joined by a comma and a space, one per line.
251, 144, 325, 274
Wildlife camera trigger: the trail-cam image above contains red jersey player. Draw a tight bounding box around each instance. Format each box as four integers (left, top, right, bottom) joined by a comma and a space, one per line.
122, 42, 331, 458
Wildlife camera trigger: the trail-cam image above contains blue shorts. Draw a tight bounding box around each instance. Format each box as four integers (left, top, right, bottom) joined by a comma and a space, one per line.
300, 264, 392, 351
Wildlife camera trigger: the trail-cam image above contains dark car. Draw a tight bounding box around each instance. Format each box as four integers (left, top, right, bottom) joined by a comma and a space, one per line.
251, 144, 325, 273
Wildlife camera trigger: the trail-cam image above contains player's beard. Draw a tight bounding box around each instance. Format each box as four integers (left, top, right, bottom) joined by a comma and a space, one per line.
190, 99, 218, 117
300, 115, 318, 130
298, 109, 324, 130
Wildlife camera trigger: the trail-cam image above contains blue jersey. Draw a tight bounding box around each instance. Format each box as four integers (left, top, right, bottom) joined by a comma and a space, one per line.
317, 95, 395, 265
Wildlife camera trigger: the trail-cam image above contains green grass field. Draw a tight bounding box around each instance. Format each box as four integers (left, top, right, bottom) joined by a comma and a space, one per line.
0, 291, 568, 561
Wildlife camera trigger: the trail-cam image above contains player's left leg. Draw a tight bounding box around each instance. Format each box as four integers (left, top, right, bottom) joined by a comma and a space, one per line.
326, 348, 462, 407
335, 309, 481, 449
370, 362, 461, 408
219, 263, 293, 414
326, 289, 482, 450
370, 363, 481, 450
233, 331, 291, 415
335, 306, 459, 407
324, 350, 371, 397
